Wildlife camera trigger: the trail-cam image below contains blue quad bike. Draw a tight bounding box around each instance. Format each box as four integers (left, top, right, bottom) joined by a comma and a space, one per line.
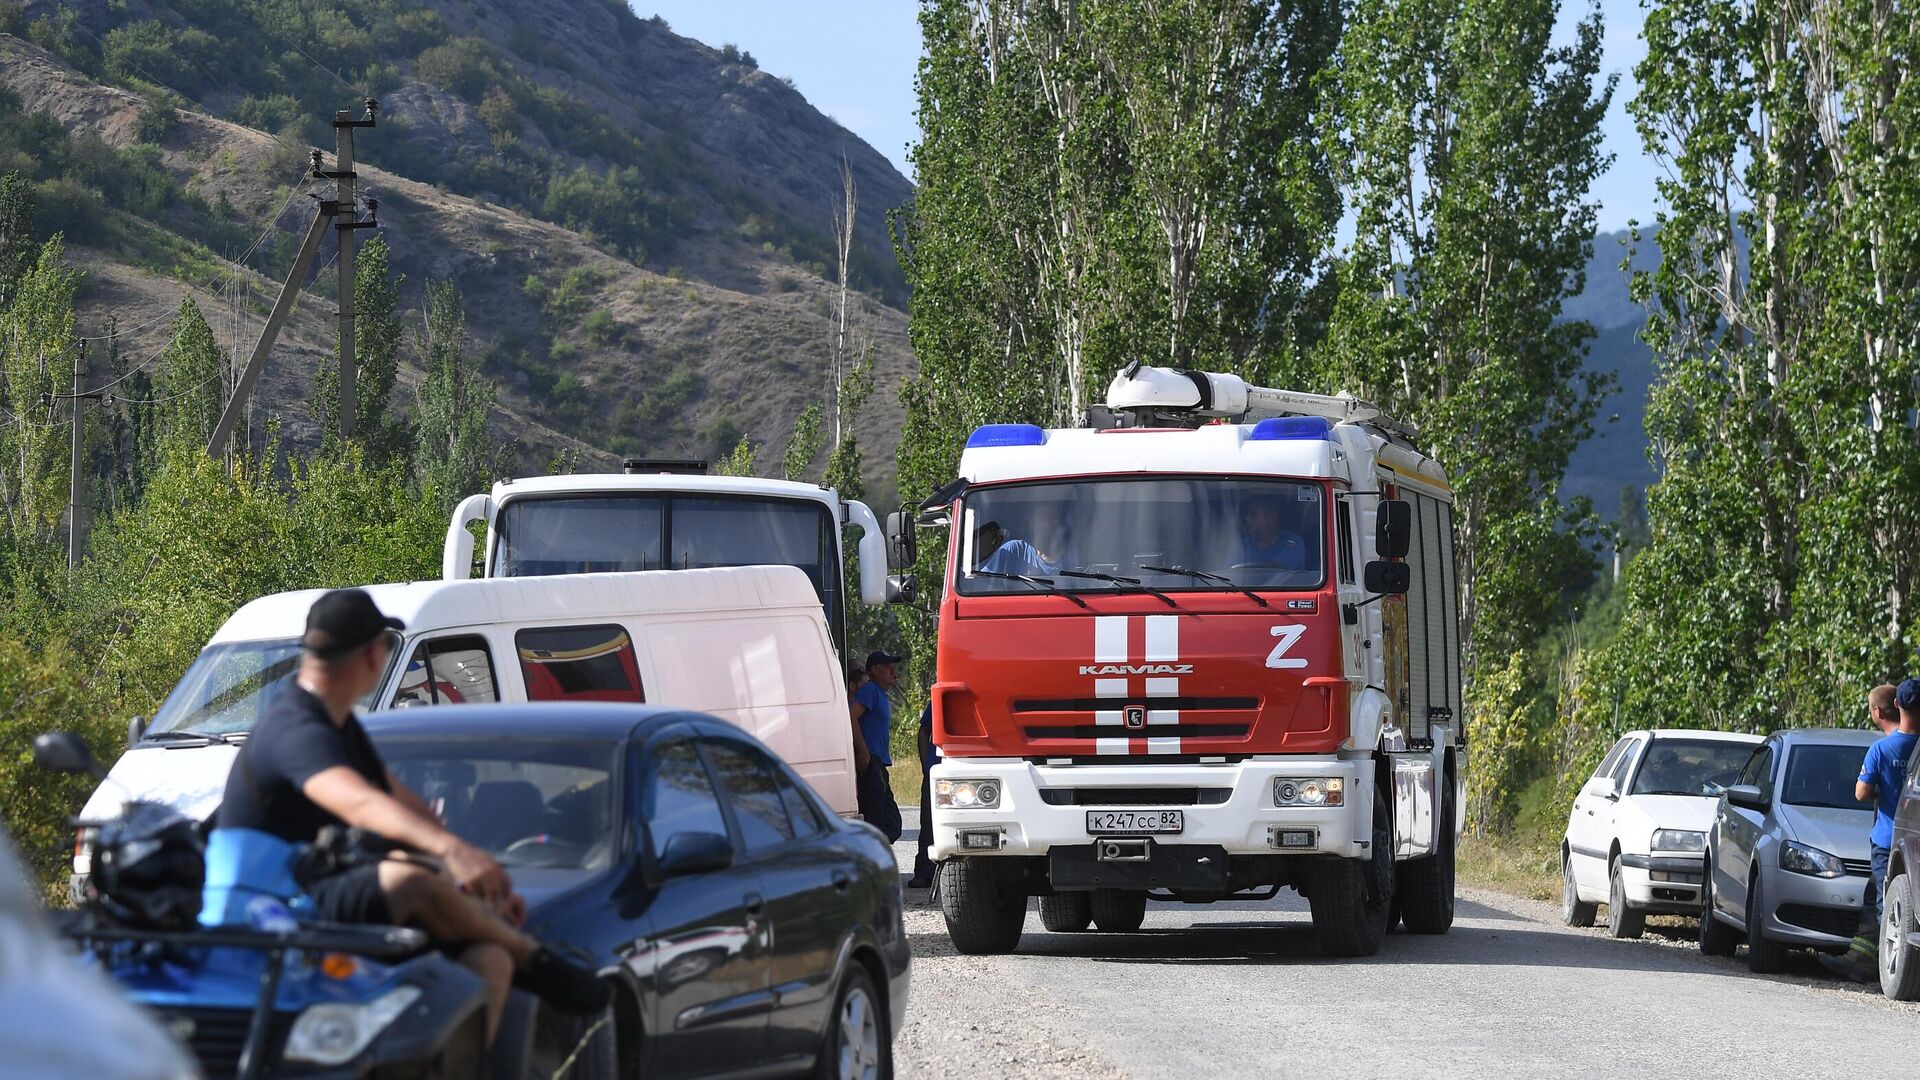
36, 731, 568, 1080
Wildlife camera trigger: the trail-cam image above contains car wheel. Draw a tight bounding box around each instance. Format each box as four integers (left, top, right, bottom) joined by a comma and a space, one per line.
939, 857, 1025, 954
1562, 853, 1597, 928
1882, 871, 1920, 1001
1308, 791, 1395, 957
1397, 781, 1456, 935
1039, 892, 1092, 933
1746, 872, 1786, 974
1698, 860, 1738, 957
1607, 858, 1645, 939
814, 964, 891, 1080
1088, 889, 1147, 933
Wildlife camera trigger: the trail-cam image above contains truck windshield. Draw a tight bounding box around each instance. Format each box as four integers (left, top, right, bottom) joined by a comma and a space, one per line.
955, 477, 1327, 595
148, 637, 392, 738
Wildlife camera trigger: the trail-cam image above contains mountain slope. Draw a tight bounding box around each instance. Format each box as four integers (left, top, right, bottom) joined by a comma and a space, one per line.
1561, 229, 1660, 517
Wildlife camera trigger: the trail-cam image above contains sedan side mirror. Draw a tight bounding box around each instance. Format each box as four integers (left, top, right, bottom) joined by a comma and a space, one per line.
34, 731, 104, 779
658, 830, 733, 877
1726, 784, 1767, 812
1364, 560, 1410, 595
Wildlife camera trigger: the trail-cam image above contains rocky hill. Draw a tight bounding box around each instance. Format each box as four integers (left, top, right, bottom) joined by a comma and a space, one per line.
0, 0, 915, 494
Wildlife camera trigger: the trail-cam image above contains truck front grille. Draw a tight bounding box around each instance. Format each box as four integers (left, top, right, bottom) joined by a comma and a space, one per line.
1036, 787, 1233, 806
1022, 722, 1252, 741
1012, 696, 1258, 713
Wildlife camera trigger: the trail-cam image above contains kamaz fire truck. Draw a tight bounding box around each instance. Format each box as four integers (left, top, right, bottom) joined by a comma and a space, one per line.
897, 364, 1464, 957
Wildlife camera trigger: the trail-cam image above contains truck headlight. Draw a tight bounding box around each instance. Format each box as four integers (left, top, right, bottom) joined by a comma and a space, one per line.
284, 985, 421, 1065
1778, 840, 1844, 879
1274, 777, 1344, 807
1649, 829, 1705, 853
934, 778, 1001, 809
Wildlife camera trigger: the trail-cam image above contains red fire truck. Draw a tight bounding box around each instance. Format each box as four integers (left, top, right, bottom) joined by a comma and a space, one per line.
899, 364, 1464, 956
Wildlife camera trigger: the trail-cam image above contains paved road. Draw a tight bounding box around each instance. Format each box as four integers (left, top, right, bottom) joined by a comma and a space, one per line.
888, 832, 1920, 1079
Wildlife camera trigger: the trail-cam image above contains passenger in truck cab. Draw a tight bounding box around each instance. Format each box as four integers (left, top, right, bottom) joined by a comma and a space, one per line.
1229, 494, 1308, 571
978, 502, 1068, 577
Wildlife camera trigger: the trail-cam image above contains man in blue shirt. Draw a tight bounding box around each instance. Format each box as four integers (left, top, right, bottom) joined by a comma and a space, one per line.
851, 650, 903, 841
1858, 680, 1919, 928
1229, 496, 1306, 571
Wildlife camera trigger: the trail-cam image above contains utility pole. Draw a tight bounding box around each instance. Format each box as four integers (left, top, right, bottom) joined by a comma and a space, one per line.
204, 99, 378, 459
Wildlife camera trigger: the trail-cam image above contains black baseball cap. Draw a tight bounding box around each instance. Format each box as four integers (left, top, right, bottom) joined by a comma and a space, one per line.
865, 650, 904, 670
303, 588, 404, 658
1899, 678, 1920, 711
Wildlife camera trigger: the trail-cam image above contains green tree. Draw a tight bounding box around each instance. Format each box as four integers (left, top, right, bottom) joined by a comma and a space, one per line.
0, 173, 35, 311
782, 402, 823, 482
716, 434, 757, 477
150, 298, 224, 456
0, 237, 81, 542
316, 236, 408, 463
411, 279, 501, 511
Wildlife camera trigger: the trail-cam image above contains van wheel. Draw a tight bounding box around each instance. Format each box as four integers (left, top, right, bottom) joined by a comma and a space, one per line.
1698, 864, 1738, 957
1088, 890, 1147, 933
939, 858, 1025, 955
1562, 854, 1596, 927
1039, 893, 1092, 933
1746, 873, 1786, 974
1397, 784, 1455, 934
1309, 791, 1394, 957
1882, 872, 1920, 1001
1607, 858, 1645, 939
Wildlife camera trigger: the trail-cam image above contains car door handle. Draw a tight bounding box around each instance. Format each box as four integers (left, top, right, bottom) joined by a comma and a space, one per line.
744, 892, 766, 916
832, 870, 851, 893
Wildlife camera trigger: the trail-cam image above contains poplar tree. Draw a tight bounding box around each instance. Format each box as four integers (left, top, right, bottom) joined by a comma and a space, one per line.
411, 279, 501, 510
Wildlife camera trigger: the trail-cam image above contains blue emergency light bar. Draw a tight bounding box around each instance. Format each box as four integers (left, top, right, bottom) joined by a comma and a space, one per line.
966, 423, 1048, 448
1249, 416, 1332, 441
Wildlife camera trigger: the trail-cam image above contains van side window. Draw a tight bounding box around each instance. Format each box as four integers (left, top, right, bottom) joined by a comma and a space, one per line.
516, 624, 645, 703
391, 635, 498, 708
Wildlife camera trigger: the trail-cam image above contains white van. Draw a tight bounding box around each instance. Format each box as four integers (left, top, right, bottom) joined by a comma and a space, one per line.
74, 565, 855, 892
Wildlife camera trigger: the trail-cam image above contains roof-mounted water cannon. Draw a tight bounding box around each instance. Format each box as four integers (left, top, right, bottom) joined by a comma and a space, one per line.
1100, 362, 1417, 438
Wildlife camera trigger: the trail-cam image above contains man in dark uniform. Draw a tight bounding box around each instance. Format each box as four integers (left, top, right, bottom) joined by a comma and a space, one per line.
207, 589, 607, 1043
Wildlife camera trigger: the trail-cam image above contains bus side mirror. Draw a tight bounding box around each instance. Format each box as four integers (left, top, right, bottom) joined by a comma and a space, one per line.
887, 573, 917, 605
1364, 560, 1410, 595
1376, 499, 1412, 559
886, 509, 917, 570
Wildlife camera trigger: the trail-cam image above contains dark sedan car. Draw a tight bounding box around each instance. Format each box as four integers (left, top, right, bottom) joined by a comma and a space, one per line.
365, 703, 910, 1079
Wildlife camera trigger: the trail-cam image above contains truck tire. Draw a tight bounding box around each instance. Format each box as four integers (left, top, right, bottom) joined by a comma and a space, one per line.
1088, 890, 1147, 933
1039, 892, 1092, 933
1397, 783, 1455, 934
939, 858, 1025, 955
1308, 791, 1394, 957
1698, 864, 1738, 957
1562, 853, 1597, 928
1881, 871, 1920, 1001
1745, 872, 1786, 974
1607, 858, 1646, 939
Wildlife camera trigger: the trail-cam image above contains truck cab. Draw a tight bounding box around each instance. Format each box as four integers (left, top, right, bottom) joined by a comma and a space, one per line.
442, 465, 891, 661
916, 367, 1465, 957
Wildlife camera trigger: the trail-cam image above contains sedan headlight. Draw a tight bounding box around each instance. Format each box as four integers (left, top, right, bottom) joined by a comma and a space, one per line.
1274, 777, 1344, 807
284, 986, 421, 1066
934, 778, 1001, 809
1778, 840, 1845, 879
1650, 829, 1705, 853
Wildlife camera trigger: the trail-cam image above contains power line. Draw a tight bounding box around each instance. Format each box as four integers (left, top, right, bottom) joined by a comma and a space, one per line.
119, 369, 227, 407
290, 42, 358, 94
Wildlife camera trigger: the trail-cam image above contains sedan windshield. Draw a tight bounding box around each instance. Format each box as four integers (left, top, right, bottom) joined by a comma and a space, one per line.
1782, 744, 1871, 810
1629, 739, 1754, 797
381, 738, 619, 871
955, 477, 1327, 595
149, 637, 393, 738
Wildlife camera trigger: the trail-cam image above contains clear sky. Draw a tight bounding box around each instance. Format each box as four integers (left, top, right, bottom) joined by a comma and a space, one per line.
636, 0, 1657, 234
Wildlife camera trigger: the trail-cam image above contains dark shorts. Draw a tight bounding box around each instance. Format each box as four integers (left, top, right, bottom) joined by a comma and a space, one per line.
307, 864, 393, 925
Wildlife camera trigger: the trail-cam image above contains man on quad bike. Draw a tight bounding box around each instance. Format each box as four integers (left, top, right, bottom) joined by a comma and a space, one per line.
202, 588, 610, 1043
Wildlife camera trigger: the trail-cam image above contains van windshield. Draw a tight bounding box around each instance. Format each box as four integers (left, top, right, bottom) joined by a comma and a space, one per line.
148, 637, 391, 738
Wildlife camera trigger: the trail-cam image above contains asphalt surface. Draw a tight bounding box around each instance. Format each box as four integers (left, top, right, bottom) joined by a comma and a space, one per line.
888, 831, 1920, 1079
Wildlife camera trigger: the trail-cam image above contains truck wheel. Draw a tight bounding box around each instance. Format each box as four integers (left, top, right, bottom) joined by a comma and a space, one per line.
1397, 784, 1455, 934
1088, 890, 1147, 933
1308, 791, 1394, 957
1039, 892, 1092, 933
1698, 864, 1738, 957
1607, 858, 1646, 939
1562, 853, 1596, 927
1881, 872, 1920, 1001
939, 858, 1025, 955
1745, 872, 1786, 974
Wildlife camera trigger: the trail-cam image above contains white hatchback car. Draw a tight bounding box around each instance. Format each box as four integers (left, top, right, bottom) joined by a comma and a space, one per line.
1562, 728, 1762, 937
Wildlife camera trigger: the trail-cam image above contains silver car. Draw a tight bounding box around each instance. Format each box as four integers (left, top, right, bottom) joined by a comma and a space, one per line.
1700, 729, 1879, 973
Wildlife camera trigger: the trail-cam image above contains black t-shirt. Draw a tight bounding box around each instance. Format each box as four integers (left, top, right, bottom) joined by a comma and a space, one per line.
216, 683, 390, 844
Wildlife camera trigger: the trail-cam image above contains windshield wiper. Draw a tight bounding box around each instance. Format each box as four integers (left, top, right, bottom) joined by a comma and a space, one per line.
1138, 564, 1269, 608
973, 570, 1091, 609
142, 730, 243, 747
1058, 570, 1178, 608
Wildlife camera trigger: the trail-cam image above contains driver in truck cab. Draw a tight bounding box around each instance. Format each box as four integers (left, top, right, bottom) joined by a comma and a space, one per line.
200, 589, 610, 1045
1229, 493, 1308, 571
978, 502, 1069, 577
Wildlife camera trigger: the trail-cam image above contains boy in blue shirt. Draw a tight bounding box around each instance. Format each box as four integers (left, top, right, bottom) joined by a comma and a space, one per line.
1858, 681, 1919, 924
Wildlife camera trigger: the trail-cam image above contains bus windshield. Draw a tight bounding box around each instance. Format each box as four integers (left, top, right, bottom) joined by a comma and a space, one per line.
954, 477, 1327, 596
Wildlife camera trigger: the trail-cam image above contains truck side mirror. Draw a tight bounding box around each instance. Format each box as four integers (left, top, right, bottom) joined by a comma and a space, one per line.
1364, 560, 1410, 595
886, 573, 918, 605
1376, 499, 1413, 559
886, 509, 917, 570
